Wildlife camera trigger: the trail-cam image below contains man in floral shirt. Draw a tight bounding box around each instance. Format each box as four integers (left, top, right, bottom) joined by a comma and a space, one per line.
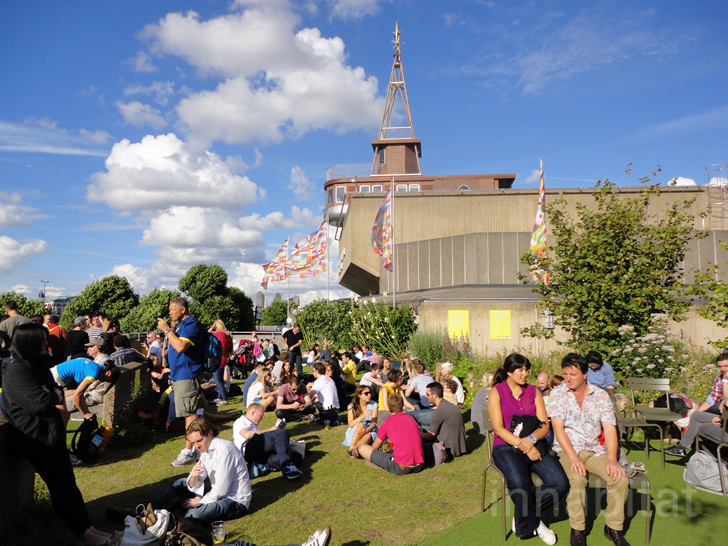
547, 354, 630, 546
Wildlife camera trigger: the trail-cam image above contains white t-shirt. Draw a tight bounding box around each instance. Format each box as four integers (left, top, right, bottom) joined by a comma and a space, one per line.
246, 381, 267, 407
148, 340, 163, 361
310, 375, 339, 410
360, 372, 380, 387
271, 360, 284, 384
232, 415, 258, 452
410, 373, 433, 407
450, 375, 464, 404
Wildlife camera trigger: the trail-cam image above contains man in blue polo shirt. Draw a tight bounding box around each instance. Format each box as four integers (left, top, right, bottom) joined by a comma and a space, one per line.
158, 297, 206, 467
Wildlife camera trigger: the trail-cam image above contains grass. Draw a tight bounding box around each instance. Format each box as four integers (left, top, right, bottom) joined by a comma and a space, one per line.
5, 373, 728, 546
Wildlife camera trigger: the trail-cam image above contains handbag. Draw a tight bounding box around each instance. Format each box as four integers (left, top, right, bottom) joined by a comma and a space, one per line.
509, 414, 548, 456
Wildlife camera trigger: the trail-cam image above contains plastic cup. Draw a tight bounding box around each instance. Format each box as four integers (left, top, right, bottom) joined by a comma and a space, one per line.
323, 419, 330, 429
211, 521, 226, 545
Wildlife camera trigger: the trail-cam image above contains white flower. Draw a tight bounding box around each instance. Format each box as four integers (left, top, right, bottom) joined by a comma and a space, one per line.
383, 292, 388, 297
646, 364, 655, 369
371, 298, 376, 304
636, 369, 643, 373
664, 367, 674, 373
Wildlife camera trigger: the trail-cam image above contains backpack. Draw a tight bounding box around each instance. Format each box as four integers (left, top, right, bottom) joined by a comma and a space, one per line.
683, 449, 728, 496
204, 333, 223, 373
71, 415, 103, 463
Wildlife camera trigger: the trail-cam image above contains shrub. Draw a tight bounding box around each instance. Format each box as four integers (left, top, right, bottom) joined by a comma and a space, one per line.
407, 331, 444, 370
609, 314, 680, 379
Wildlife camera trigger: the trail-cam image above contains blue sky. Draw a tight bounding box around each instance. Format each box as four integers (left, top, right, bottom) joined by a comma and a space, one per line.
1, 0, 727, 303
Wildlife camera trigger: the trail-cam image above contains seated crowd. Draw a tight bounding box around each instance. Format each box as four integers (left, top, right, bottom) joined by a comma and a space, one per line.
4, 298, 727, 546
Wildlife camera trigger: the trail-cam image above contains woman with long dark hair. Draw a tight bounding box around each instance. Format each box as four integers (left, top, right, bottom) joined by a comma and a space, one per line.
342, 385, 379, 458
487, 354, 568, 544
0, 323, 110, 545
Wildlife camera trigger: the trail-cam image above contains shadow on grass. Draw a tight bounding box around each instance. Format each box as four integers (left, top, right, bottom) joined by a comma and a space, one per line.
341, 541, 371, 546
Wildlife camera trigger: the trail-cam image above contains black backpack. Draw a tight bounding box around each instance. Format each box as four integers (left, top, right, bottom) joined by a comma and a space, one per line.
71, 415, 103, 463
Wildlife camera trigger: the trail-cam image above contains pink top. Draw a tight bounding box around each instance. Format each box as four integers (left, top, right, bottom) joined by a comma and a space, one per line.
492, 381, 538, 447
212, 331, 233, 369
377, 412, 424, 466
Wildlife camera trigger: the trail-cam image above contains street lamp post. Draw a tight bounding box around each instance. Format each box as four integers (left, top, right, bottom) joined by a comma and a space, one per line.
40, 280, 49, 301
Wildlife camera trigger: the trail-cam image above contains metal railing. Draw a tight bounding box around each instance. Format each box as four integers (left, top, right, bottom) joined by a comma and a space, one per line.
326, 164, 372, 181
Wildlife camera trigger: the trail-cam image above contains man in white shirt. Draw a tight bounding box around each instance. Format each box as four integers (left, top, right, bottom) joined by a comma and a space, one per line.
404, 360, 433, 409
85, 338, 109, 365
143, 330, 163, 361
233, 403, 303, 479
309, 362, 339, 421
148, 419, 251, 524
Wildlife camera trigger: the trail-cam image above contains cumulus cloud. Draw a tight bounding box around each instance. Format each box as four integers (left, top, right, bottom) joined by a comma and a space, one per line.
0, 192, 44, 227
238, 206, 319, 231
87, 133, 258, 211
0, 236, 51, 273
130, 50, 158, 73
104, 264, 152, 292
289, 166, 319, 201
668, 177, 696, 186
116, 101, 167, 129
523, 169, 541, 184
141, 6, 383, 144
12, 283, 65, 298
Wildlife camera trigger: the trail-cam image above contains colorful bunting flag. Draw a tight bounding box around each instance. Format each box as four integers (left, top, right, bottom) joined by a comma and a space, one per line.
371, 189, 393, 271
261, 236, 289, 290
529, 159, 549, 284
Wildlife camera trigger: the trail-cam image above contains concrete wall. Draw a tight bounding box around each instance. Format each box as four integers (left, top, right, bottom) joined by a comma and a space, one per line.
340, 186, 712, 294
416, 300, 728, 356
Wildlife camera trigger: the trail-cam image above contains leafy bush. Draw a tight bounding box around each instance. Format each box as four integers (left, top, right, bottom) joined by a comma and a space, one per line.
351, 298, 417, 358
110, 387, 158, 448
296, 299, 355, 351
407, 331, 444, 370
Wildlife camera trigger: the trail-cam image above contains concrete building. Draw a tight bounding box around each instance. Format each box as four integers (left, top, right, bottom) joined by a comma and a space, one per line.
324, 24, 728, 355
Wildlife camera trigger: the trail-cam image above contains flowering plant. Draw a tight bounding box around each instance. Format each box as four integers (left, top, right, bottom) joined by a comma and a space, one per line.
351, 300, 417, 358
609, 314, 679, 379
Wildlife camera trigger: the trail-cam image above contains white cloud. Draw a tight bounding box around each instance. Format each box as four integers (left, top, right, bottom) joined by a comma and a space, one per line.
254, 148, 263, 167
225, 155, 249, 174
668, 177, 696, 186
79, 128, 113, 143
635, 105, 728, 141
124, 81, 175, 105
12, 284, 65, 298
87, 133, 258, 211
116, 101, 167, 129
130, 51, 158, 73
0, 120, 108, 156
0, 192, 44, 227
238, 206, 319, 231
141, 6, 383, 144
523, 169, 541, 184
326, 0, 382, 19
0, 236, 51, 273
289, 166, 318, 201
104, 264, 152, 292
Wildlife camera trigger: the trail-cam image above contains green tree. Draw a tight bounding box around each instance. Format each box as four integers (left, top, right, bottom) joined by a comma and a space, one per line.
120, 288, 181, 333
694, 242, 728, 348
261, 300, 296, 326
0, 292, 47, 320
177, 264, 254, 331
520, 175, 705, 358
297, 299, 356, 350
60, 276, 139, 329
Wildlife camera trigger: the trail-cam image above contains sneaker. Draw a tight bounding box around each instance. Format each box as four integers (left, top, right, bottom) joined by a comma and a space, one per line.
69, 452, 83, 466
536, 520, 556, 545
282, 464, 304, 480
511, 518, 516, 534
216, 400, 229, 406
275, 418, 287, 429
170, 451, 197, 467
664, 445, 686, 457
301, 414, 316, 423
302, 527, 331, 546
289, 440, 306, 460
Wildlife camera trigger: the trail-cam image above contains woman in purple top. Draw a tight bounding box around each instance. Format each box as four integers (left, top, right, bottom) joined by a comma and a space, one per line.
487, 354, 568, 545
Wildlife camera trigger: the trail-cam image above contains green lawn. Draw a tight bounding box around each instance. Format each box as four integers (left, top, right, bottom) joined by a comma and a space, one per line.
5, 380, 728, 546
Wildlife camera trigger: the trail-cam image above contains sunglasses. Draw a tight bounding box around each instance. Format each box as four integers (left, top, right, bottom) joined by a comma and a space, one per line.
361, 392, 372, 396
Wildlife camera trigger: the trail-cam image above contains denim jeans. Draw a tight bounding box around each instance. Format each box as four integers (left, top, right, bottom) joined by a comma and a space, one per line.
149, 478, 248, 525
407, 408, 434, 428
213, 368, 227, 401
244, 429, 291, 471
491, 444, 570, 538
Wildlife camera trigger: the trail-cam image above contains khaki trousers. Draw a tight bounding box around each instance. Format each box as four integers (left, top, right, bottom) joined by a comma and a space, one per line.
557, 451, 629, 531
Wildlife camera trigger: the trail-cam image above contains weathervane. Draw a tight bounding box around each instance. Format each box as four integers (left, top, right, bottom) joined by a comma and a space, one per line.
393, 21, 401, 66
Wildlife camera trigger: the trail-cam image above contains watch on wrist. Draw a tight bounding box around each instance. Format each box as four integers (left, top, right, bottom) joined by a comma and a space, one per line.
165, 328, 172, 333
528, 435, 537, 444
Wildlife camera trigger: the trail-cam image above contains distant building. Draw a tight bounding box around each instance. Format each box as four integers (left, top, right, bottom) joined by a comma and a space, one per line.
44, 296, 75, 316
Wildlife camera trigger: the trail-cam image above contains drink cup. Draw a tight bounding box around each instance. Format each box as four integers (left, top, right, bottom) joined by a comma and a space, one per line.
211, 521, 226, 545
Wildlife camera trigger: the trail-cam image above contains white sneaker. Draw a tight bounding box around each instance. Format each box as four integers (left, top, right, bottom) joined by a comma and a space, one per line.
301, 414, 316, 423
170, 451, 197, 467
69, 452, 83, 466
511, 518, 515, 534
289, 440, 306, 460
535, 520, 556, 545
302, 527, 331, 546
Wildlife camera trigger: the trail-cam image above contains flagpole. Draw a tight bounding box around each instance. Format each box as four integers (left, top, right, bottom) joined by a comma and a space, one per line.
326, 212, 330, 301
391, 177, 396, 307
287, 232, 290, 320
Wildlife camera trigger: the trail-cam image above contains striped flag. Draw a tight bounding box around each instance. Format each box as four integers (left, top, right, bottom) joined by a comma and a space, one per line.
529, 159, 549, 284
261, 236, 289, 290
371, 189, 393, 271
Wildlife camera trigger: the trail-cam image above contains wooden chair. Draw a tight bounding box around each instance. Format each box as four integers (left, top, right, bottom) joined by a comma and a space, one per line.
626, 378, 684, 470
695, 408, 728, 497
481, 410, 652, 544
